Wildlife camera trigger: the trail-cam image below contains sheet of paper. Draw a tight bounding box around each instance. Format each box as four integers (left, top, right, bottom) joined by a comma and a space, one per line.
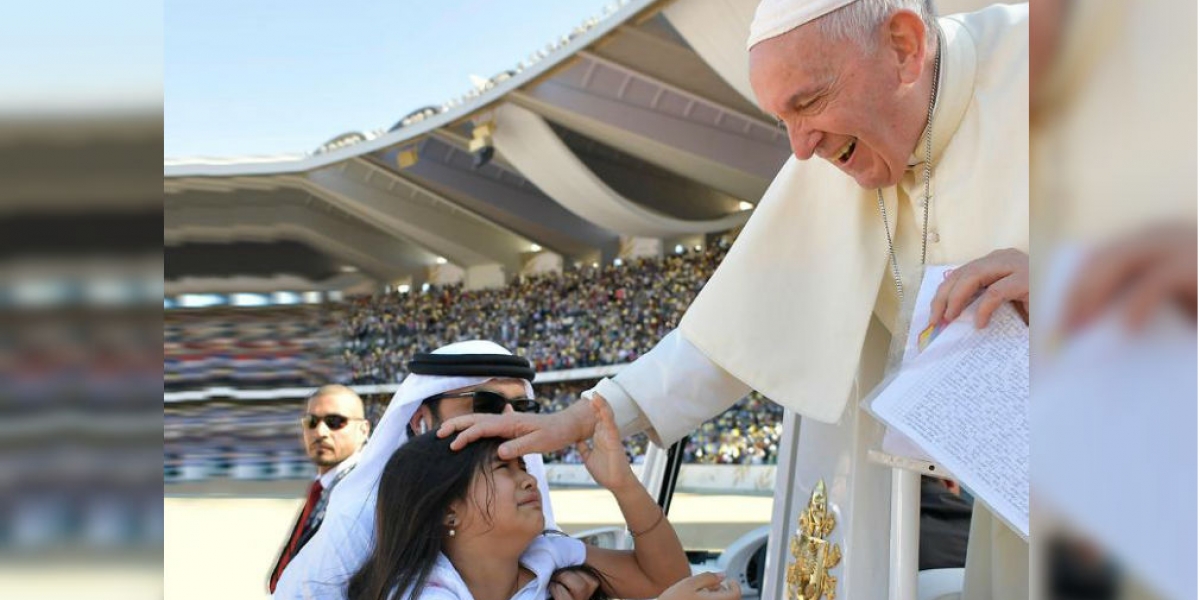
904, 264, 956, 360
1034, 248, 1196, 600
881, 265, 953, 463
870, 265, 1030, 539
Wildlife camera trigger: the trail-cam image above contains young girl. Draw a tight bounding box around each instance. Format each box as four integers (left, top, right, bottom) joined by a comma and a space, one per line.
348, 397, 732, 600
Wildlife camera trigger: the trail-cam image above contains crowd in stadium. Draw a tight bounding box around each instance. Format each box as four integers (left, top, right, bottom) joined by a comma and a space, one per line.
340, 241, 730, 384
164, 381, 784, 483
165, 240, 792, 477
164, 306, 346, 392
164, 243, 732, 391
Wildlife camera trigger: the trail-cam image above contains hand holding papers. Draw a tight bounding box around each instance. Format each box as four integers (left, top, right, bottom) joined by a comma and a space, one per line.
1035, 247, 1196, 600
869, 265, 1030, 539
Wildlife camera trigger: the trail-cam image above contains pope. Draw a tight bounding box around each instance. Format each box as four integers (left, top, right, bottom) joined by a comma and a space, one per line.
443, 1, 1030, 598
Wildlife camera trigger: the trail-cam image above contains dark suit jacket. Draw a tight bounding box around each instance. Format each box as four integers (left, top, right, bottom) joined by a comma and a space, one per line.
919, 476, 973, 570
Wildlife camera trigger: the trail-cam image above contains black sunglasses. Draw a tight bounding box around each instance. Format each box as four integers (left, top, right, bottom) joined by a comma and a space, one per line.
301, 414, 365, 430
422, 389, 542, 414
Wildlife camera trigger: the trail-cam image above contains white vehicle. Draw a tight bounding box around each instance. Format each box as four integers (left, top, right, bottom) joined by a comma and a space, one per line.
625, 413, 966, 600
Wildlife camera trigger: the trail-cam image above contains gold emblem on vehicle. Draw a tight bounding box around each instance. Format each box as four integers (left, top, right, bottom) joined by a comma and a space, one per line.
787, 479, 842, 599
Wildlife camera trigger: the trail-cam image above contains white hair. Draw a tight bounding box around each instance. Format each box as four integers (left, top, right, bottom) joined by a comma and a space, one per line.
816, 0, 938, 50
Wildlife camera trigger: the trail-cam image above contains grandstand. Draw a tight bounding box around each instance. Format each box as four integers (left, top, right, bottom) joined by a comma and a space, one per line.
164, 0, 798, 486
163, 242, 788, 482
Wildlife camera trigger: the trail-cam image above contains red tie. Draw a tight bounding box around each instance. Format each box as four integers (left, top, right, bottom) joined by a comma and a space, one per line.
269, 479, 324, 593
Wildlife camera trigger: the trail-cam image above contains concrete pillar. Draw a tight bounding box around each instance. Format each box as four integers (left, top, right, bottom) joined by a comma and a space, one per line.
618, 236, 662, 261
463, 264, 505, 291
427, 262, 465, 286
521, 251, 563, 277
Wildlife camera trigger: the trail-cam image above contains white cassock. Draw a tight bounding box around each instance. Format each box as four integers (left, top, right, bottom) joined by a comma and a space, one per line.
589, 4, 1029, 600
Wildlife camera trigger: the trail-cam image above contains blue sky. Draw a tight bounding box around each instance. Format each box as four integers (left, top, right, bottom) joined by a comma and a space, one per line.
0, 0, 161, 114
165, 1, 614, 158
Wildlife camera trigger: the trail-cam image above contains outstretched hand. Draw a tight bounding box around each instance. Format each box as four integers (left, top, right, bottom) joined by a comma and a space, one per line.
658, 573, 742, 600
437, 393, 599, 460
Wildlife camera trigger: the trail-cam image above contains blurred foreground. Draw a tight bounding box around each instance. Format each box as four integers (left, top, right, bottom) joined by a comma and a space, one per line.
1031, 1, 1196, 598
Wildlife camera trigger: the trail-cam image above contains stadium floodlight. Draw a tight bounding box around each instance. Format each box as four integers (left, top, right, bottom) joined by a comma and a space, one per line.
738, 201, 754, 211
339, 265, 358, 273
177, 293, 224, 308
613, 258, 623, 267
694, 245, 702, 252
231, 293, 268, 307
398, 284, 411, 294
396, 146, 419, 169
271, 291, 300, 305
435, 256, 447, 265
530, 244, 541, 252
421, 283, 431, 293
674, 244, 684, 254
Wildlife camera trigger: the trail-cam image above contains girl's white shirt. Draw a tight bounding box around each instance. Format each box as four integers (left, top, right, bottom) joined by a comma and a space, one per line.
395, 535, 587, 600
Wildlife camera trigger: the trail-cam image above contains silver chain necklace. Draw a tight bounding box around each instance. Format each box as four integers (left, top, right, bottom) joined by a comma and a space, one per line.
877, 30, 942, 302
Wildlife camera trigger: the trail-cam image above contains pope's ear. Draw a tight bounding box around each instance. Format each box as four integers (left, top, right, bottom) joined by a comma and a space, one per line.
885, 9, 929, 85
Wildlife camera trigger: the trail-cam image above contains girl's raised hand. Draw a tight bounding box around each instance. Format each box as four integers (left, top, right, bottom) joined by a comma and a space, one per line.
577, 395, 639, 494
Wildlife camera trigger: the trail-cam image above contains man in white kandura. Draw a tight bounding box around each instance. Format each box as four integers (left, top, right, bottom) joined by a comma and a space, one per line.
442, 1, 1029, 598
274, 342, 581, 599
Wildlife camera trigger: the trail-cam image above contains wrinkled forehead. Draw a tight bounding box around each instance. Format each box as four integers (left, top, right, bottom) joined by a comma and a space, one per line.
750, 27, 839, 89
761, 22, 847, 65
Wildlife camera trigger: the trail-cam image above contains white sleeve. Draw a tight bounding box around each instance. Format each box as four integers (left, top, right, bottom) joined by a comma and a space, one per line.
587, 329, 750, 446
545, 535, 587, 569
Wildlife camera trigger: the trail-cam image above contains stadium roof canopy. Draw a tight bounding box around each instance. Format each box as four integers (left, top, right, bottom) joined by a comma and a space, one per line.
164, 0, 995, 295
165, 0, 790, 294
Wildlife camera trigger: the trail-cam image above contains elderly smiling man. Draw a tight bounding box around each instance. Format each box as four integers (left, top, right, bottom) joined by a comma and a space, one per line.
443, 1, 1029, 598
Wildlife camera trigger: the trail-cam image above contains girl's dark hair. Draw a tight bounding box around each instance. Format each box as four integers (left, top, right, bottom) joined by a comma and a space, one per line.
347, 432, 504, 600
547, 563, 612, 600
